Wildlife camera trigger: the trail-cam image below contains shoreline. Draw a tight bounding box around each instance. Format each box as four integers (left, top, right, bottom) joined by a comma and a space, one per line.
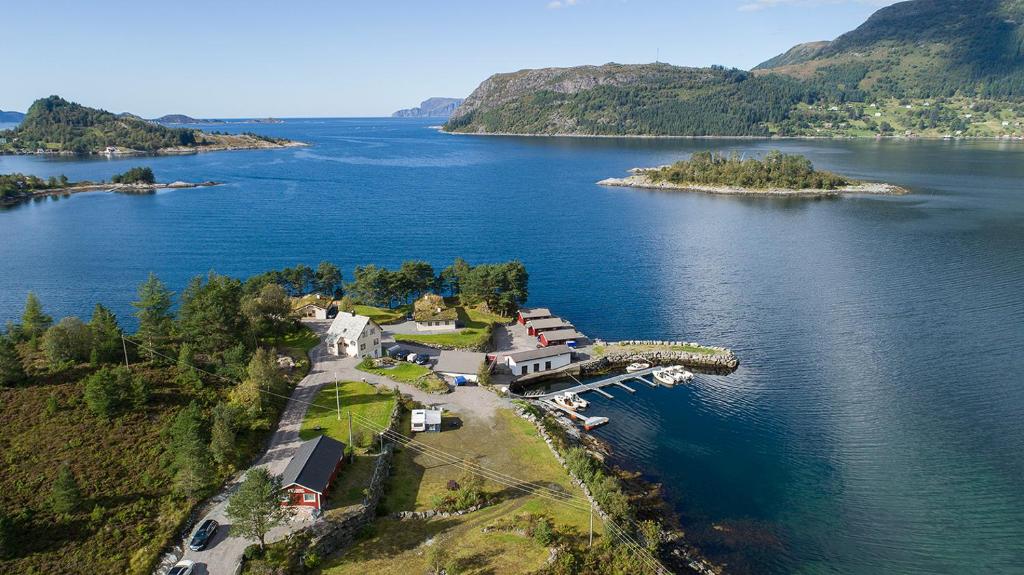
439, 127, 1024, 142
0, 140, 307, 158
1, 180, 221, 207
598, 173, 908, 198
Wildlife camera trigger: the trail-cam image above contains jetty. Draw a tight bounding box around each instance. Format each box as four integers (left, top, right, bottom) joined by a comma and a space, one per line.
533, 367, 660, 401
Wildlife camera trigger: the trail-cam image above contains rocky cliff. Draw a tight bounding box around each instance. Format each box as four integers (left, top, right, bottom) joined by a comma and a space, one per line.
392, 97, 464, 118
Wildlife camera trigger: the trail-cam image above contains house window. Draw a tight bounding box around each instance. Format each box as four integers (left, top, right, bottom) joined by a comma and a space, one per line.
373, 338, 379, 345
521, 365, 527, 375
360, 343, 366, 350
533, 363, 539, 372
545, 361, 551, 370
303, 492, 316, 503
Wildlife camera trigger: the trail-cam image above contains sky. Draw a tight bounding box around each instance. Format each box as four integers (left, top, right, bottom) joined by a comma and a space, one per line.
4, 0, 901, 118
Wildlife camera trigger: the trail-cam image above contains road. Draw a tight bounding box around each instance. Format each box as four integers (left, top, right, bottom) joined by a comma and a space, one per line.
170, 320, 511, 574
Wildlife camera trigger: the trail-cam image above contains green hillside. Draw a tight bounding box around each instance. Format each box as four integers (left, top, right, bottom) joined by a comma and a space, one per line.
446, 0, 1024, 138
1, 96, 295, 155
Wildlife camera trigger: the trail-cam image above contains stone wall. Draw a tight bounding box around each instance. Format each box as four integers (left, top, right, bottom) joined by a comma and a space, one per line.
582, 341, 739, 375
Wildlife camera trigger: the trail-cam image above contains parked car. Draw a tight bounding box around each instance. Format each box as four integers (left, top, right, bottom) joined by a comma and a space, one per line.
413, 353, 430, 365
168, 560, 196, 575
188, 519, 219, 551
406, 352, 419, 363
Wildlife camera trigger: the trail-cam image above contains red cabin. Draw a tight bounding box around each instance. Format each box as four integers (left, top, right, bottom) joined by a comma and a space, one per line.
517, 307, 553, 325
526, 317, 573, 336
280, 435, 346, 511
538, 328, 586, 347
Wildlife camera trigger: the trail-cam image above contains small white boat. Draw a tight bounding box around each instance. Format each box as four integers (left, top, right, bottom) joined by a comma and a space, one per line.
553, 392, 589, 411
566, 391, 589, 410
653, 365, 694, 385
625, 362, 651, 373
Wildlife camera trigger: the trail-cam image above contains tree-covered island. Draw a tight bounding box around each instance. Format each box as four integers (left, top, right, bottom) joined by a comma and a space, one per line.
598, 151, 907, 197
1, 167, 218, 207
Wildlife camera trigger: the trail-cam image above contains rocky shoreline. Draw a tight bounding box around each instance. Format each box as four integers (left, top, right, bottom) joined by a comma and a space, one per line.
1, 180, 221, 207
582, 340, 740, 375
598, 172, 907, 198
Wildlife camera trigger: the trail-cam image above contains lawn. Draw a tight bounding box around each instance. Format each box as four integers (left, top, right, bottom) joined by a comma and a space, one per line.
262, 324, 320, 377
299, 381, 396, 449
393, 305, 509, 350
319, 409, 597, 575
356, 360, 449, 394
353, 304, 410, 325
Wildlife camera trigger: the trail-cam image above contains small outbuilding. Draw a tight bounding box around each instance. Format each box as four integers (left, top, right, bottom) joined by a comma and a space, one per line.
505, 344, 573, 377
538, 329, 585, 348
432, 350, 486, 383
280, 435, 347, 511
526, 317, 574, 336
293, 294, 335, 320
413, 294, 458, 332
411, 408, 443, 433
517, 307, 552, 325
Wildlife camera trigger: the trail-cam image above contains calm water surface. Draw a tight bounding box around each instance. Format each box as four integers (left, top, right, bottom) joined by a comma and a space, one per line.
1, 119, 1022, 574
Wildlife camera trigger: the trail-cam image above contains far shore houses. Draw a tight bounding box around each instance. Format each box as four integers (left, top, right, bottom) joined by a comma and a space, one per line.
326, 312, 382, 358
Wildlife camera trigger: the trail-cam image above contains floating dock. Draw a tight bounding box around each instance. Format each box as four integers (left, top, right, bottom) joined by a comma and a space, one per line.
533, 366, 660, 401
539, 399, 609, 430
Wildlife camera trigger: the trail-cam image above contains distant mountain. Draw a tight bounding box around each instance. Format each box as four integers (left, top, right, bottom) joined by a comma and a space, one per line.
393, 97, 464, 118
755, 0, 1024, 100
447, 0, 1024, 138
0, 110, 25, 123
152, 114, 227, 125
0, 96, 301, 155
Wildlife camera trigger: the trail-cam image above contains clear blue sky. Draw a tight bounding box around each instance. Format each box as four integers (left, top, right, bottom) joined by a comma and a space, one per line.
5, 0, 899, 118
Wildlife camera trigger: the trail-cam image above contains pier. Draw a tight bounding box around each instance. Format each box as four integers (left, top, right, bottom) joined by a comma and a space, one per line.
532, 366, 660, 401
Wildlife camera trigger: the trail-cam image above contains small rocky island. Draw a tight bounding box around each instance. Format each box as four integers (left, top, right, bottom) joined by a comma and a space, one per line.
599, 150, 907, 197
1, 167, 219, 207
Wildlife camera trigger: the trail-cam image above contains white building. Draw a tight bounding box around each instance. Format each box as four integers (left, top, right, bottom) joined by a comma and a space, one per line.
413, 294, 458, 332
326, 312, 382, 358
505, 345, 573, 377
411, 408, 442, 432
293, 294, 334, 320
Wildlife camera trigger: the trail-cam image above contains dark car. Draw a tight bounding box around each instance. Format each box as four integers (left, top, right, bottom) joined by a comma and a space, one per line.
387, 345, 406, 359
413, 353, 430, 365
188, 519, 219, 551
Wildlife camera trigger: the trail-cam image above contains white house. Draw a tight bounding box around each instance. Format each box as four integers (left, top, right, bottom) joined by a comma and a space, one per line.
505, 345, 573, 377
326, 312, 382, 358
293, 294, 334, 320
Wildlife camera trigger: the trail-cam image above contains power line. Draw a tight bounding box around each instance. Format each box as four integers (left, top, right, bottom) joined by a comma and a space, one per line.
120, 336, 669, 573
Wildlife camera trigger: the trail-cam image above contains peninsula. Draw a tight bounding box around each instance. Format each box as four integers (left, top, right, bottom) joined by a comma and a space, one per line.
0, 96, 304, 156
599, 151, 907, 197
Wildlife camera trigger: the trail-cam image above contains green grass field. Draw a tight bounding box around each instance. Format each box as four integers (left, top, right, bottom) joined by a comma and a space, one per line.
352, 304, 410, 325
393, 306, 508, 350
356, 360, 449, 393
320, 409, 597, 575
299, 381, 396, 448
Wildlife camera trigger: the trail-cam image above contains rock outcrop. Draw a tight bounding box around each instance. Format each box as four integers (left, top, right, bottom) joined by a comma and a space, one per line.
392, 97, 464, 118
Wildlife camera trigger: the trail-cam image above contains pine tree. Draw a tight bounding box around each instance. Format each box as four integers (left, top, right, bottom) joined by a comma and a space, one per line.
0, 334, 26, 387
210, 402, 239, 467
169, 403, 211, 498
230, 348, 280, 421
175, 343, 203, 391
225, 467, 292, 550
132, 273, 174, 362
21, 292, 53, 340
50, 464, 82, 515
88, 304, 123, 364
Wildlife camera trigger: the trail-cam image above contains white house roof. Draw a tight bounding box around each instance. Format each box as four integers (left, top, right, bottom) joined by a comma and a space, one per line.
506, 345, 572, 363
327, 312, 372, 343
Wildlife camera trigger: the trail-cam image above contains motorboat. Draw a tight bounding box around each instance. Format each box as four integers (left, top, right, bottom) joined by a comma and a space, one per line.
553, 391, 589, 411
625, 361, 651, 373
653, 365, 694, 385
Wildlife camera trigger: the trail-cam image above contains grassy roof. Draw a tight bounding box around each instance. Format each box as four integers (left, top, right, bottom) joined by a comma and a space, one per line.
413, 293, 457, 322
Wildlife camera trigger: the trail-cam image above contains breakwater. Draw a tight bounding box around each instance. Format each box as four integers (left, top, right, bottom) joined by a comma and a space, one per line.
582, 340, 739, 375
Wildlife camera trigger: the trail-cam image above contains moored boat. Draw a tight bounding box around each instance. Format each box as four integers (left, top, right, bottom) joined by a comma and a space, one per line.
625, 361, 651, 373
653, 365, 694, 385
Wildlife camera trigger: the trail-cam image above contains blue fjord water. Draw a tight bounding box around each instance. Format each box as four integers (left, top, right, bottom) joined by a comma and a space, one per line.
1, 119, 1022, 574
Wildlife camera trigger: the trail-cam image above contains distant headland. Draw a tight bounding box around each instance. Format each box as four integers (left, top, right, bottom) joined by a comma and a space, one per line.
392, 97, 464, 118
0, 96, 304, 156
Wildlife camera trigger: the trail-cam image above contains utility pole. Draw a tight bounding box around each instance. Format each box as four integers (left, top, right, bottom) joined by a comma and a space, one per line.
589, 504, 594, 548
121, 335, 130, 372
348, 411, 354, 448
335, 379, 341, 421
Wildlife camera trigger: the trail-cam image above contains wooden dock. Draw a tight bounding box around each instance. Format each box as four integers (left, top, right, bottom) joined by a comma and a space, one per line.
532, 367, 660, 401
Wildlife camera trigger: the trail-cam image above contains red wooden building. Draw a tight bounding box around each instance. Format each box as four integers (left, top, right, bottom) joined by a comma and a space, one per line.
517, 307, 553, 325
280, 435, 347, 510
526, 317, 573, 336
538, 328, 586, 347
